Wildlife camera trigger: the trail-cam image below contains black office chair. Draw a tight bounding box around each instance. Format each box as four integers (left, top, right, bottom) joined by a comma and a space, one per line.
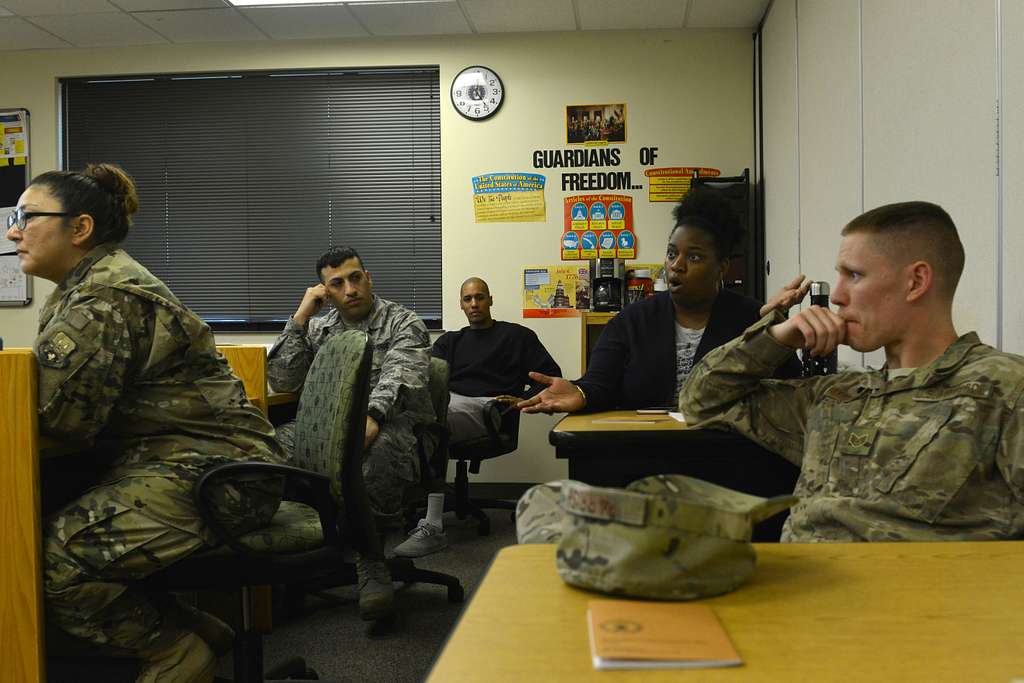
447, 400, 521, 536
142, 330, 461, 682
407, 359, 519, 536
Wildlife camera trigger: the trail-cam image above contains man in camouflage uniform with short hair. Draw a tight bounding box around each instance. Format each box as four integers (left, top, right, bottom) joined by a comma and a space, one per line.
37, 243, 285, 680
268, 245, 434, 618
680, 201, 1024, 542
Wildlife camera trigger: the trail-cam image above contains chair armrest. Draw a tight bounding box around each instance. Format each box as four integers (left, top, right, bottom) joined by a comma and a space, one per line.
414, 420, 450, 487
192, 461, 340, 559
481, 399, 504, 443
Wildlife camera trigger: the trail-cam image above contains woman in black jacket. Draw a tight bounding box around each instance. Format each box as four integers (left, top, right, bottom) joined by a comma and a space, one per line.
520, 189, 805, 414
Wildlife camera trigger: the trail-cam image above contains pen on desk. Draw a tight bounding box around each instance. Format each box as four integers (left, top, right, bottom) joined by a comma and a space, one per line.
591, 418, 659, 425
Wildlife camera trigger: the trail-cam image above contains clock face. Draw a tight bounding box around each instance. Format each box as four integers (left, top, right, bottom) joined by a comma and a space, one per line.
451, 66, 504, 121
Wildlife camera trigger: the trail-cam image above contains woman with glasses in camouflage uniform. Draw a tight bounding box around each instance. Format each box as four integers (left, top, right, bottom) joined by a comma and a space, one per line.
6, 164, 285, 683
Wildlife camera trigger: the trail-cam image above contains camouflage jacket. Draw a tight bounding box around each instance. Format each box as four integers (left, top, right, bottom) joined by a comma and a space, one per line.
268, 296, 433, 425
35, 244, 284, 482
680, 312, 1024, 542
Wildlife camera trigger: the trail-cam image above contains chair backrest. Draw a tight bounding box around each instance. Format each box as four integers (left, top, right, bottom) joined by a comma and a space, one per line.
291, 331, 373, 521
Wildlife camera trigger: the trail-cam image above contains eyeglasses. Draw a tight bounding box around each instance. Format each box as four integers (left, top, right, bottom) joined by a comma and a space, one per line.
6, 208, 75, 232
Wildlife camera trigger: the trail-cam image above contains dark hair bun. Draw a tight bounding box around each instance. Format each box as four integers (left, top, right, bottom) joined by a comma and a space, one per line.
83, 163, 139, 240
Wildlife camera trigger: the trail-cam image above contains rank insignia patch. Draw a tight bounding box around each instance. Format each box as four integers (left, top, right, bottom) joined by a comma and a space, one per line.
38, 331, 77, 368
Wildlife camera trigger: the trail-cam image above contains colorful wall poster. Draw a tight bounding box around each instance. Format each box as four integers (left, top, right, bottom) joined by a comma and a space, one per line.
562, 194, 635, 260
472, 172, 546, 223
566, 103, 626, 145
522, 264, 590, 318
643, 167, 720, 202
0, 111, 28, 167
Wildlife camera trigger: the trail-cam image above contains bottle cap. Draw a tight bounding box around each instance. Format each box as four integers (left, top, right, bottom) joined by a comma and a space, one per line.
634, 268, 651, 278
810, 281, 830, 297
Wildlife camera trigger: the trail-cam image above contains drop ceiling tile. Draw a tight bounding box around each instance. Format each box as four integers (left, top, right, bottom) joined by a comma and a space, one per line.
577, 0, 685, 30
0, 0, 118, 16
686, 0, 768, 28
462, 0, 575, 33
0, 16, 70, 48
30, 12, 167, 47
110, 0, 227, 9
133, 8, 266, 42
241, 5, 367, 40
349, 0, 471, 36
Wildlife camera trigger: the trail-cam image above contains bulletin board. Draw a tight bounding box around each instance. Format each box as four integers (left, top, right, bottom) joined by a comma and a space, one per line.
0, 108, 31, 306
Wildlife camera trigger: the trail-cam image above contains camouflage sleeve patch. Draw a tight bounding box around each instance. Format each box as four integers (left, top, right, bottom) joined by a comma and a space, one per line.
38, 331, 78, 369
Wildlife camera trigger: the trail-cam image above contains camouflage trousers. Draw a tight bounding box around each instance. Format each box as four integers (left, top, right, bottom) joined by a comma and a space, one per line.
43, 473, 280, 654
276, 414, 421, 526
515, 481, 566, 545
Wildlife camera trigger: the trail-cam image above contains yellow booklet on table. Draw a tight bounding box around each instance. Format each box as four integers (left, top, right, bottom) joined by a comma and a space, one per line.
587, 599, 742, 670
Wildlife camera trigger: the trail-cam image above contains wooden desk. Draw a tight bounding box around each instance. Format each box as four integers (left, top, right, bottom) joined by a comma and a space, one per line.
551, 411, 798, 541
0, 350, 45, 683
217, 345, 298, 414
0, 345, 296, 682
429, 542, 1024, 682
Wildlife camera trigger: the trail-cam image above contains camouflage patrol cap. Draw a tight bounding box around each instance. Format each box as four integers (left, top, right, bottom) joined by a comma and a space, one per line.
543, 475, 796, 600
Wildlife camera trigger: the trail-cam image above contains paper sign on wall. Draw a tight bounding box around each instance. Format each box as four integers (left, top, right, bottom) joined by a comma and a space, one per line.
643, 167, 720, 202
562, 194, 635, 260
0, 111, 28, 167
522, 264, 590, 318
472, 172, 546, 223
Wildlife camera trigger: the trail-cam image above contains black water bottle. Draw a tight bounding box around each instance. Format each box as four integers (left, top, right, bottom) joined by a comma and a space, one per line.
801, 281, 838, 377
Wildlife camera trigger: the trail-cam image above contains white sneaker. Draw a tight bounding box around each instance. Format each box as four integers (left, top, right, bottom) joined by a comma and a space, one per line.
392, 519, 447, 558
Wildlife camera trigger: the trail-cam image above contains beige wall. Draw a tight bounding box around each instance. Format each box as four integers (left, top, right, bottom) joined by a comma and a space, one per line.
761, 0, 1018, 367
0, 28, 753, 483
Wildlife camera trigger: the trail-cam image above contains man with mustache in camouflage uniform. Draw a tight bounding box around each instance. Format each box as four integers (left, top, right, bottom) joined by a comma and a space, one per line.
269, 245, 433, 619
680, 201, 1024, 542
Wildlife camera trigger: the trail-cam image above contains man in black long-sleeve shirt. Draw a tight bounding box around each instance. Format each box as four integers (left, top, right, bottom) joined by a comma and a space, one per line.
394, 277, 561, 558
432, 277, 561, 444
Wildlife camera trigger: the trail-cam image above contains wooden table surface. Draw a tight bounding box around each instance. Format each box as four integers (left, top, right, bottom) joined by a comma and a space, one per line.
552, 409, 691, 434
428, 542, 1024, 682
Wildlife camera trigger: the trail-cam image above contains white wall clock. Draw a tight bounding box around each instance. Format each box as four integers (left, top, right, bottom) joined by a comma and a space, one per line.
450, 65, 504, 121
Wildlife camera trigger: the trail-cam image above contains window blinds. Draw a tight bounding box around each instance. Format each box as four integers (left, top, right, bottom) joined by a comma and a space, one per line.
61, 68, 441, 327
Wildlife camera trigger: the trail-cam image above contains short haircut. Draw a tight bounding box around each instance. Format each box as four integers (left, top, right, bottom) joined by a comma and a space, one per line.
671, 187, 744, 260
842, 201, 964, 299
316, 246, 364, 281
460, 277, 490, 296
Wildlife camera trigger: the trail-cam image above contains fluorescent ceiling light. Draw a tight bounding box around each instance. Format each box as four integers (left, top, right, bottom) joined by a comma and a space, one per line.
228, 0, 450, 6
